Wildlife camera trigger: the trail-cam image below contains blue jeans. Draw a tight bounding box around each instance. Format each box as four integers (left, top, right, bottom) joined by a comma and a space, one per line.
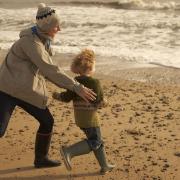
81, 127, 103, 150
0, 91, 54, 137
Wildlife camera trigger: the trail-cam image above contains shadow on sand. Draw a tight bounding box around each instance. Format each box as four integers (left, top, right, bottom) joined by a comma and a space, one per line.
0, 166, 100, 180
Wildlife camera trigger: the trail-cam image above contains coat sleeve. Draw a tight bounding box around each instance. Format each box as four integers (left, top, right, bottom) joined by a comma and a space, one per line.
21, 37, 80, 92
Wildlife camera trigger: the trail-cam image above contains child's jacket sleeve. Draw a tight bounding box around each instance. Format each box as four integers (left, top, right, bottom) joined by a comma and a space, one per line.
59, 90, 76, 102
93, 79, 104, 104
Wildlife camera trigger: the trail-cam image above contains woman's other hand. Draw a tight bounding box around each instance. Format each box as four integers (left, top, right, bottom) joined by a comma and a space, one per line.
52, 92, 61, 100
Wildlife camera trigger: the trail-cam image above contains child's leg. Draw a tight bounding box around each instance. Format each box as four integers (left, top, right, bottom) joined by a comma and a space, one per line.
81, 127, 103, 151
60, 138, 91, 171
82, 127, 115, 174
93, 143, 115, 174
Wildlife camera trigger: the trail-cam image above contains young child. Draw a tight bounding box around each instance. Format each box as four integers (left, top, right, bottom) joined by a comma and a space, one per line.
53, 49, 115, 174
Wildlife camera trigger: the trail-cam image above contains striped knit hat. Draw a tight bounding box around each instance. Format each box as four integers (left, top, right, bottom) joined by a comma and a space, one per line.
36, 3, 60, 32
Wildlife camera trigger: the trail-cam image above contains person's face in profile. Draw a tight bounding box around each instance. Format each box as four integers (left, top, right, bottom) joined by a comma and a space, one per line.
48, 25, 60, 38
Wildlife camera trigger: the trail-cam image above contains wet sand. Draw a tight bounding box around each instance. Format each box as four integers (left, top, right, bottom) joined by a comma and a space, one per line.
0, 50, 180, 180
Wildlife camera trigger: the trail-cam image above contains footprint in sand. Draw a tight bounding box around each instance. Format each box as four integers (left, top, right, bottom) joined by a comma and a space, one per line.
174, 152, 180, 157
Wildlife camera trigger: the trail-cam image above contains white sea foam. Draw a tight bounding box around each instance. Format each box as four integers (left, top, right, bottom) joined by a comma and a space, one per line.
116, 0, 179, 10
0, 0, 180, 69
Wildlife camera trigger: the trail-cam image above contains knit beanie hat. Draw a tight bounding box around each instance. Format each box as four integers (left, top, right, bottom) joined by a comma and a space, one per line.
36, 3, 60, 33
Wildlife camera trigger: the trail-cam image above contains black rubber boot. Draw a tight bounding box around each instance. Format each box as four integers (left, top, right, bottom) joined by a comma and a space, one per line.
60, 140, 91, 171
93, 145, 115, 174
34, 133, 61, 168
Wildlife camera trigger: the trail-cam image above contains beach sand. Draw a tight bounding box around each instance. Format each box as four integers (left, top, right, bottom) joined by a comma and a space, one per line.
0, 50, 180, 180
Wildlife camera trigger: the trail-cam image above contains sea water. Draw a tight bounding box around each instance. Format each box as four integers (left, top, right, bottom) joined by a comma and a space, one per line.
0, 0, 180, 69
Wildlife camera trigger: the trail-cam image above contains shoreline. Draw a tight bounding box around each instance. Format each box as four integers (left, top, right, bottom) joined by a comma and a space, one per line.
1, 49, 180, 86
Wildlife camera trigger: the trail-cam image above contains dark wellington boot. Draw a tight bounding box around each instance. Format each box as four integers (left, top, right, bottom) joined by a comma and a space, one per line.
34, 133, 61, 168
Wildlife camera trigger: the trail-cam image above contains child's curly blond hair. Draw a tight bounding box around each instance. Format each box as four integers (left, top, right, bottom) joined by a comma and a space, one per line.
71, 49, 95, 74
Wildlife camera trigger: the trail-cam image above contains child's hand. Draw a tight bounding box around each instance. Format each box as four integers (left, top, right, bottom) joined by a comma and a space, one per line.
98, 98, 108, 108
52, 92, 61, 100
102, 98, 108, 106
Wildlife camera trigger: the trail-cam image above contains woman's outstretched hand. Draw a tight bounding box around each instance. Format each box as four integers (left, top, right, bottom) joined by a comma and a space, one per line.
78, 86, 96, 102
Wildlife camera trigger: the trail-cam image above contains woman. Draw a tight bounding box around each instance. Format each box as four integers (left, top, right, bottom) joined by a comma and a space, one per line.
0, 3, 96, 168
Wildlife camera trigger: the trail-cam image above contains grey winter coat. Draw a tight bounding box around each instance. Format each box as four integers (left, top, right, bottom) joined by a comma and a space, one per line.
0, 27, 80, 109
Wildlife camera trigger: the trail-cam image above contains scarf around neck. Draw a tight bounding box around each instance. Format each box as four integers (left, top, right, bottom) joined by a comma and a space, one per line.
31, 26, 54, 56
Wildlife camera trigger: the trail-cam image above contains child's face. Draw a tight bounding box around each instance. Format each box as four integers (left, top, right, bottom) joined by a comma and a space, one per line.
91, 62, 96, 74
85, 62, 95, 76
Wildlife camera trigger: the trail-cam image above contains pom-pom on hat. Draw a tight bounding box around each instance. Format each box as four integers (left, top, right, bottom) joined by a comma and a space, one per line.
36, 3, 60, 32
